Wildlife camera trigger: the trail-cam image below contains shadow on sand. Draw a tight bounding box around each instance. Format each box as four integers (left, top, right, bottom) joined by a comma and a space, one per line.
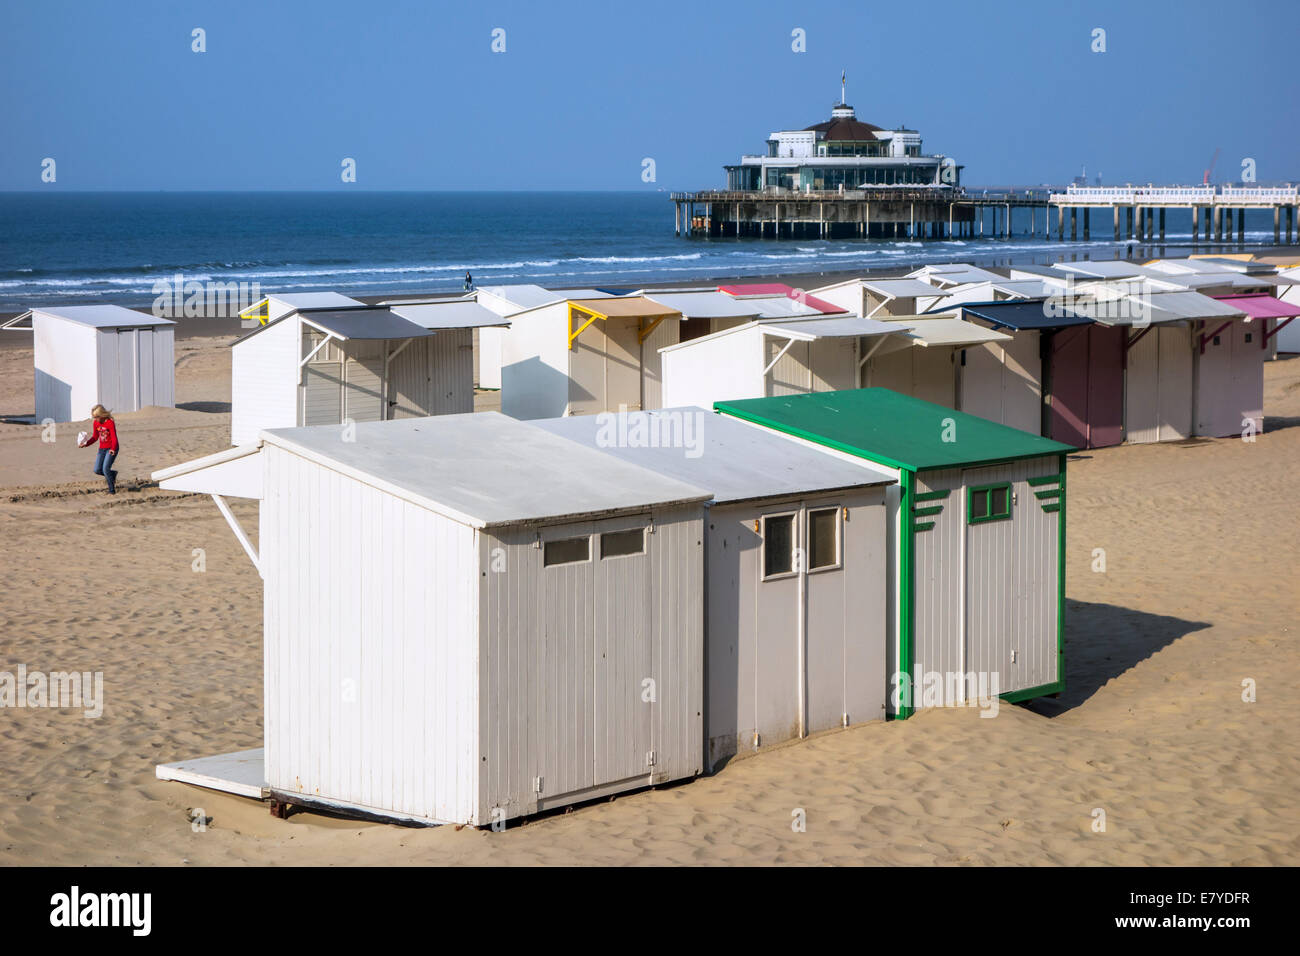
1022, 599, 1211, 717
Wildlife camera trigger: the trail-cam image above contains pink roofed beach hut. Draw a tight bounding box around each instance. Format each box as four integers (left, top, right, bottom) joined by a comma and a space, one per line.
1196, 294, 1300, 437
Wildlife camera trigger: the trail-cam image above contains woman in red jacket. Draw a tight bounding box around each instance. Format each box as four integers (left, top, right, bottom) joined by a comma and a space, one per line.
78, 405, 119, 494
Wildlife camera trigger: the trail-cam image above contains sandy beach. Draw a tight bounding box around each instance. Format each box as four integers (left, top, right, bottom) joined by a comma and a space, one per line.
0, 330, 1297, 866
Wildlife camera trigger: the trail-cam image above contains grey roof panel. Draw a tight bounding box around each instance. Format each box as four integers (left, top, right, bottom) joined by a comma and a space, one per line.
642, 292, 761, 319
302, 308, 436, 340
391, 301, 511, 329
29, 305, 176, 328
534, 408, 895, 504
260, 412, 711, 528
760, 316, 906, 339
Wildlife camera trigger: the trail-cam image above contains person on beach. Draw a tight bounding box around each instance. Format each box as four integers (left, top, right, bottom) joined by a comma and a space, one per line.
464, 271, 474, 292
77, 405, 119, 494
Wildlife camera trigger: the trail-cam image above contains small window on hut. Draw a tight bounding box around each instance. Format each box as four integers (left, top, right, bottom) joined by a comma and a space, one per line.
807, 508, 840, 571
762, 514, 795, 579
968, 483, 1012, 525
543, 536, 590, 567
601, 528, 645, 559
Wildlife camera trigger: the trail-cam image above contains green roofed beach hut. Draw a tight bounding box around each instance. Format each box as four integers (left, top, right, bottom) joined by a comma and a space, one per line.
714, 388, 1075, 717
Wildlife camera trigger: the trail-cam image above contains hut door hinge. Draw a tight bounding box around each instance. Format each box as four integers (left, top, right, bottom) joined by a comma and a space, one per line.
533, 776, 543, 793
645, 750, 656, 767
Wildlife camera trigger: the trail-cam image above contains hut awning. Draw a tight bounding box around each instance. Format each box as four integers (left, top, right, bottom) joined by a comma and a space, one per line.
889, 317, 1011, 347
957, 301, 1094, 330
152, 443, 263, 499
390, 301, 511, 329
568, 296, 681, 320
301, 308, 437, 340
760, 316, 906, 341
1211, 294, 1300, 319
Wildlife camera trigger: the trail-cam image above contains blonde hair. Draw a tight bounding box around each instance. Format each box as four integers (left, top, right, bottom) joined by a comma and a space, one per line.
91, 405, 112, 420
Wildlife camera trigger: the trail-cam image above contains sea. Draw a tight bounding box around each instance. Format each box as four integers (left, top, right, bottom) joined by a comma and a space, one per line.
0, 191, 1287, 313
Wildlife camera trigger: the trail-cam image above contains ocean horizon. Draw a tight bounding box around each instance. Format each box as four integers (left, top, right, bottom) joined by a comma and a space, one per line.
0, 190, 1287, 312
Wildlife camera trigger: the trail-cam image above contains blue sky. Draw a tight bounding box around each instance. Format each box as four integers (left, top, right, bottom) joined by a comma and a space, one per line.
1, 0, 1296, 190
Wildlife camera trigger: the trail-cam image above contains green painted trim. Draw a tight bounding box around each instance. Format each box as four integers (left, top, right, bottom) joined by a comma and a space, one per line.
1056, 453, 1067, 694
913, 489, 952, 502
1001, 680, 1063, 704
1026, 473, 1062, 487
913, 520, 935, 532
967, 481, 1012, 524
1040, 503, 1061, 513
1034, 489, 1061, 500
898, 469, 916, 720
913, 505, 944, 517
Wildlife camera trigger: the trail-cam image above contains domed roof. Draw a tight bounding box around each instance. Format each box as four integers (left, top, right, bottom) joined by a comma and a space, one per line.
806, 103, 881, 141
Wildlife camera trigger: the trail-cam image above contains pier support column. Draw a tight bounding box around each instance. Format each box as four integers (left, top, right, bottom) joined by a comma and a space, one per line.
675, 202, 681, 236
1070, 207, 1077, 240
1113, 205, 1120, 240
1275, 206, 1281, 243
1057, 206, 1064, 240
1137, 207, 1144, 240
1288, 206, 1294, 243
1207, 206, 1214, 241
1083, 207, 1090, 240
1126, 206, 1134, 239
1214, 206, 1222, 241
1159, 208, 1166, 242
1192, 206, 1199, 243
1031, 205, 1035, 236
1005, 203, 1012, 238
1237, 208, 1245, 243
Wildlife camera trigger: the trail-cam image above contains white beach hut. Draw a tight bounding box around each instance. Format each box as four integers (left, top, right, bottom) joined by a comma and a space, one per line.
659, 314, 913, 409
500, 295, 685, 418
534, 408, 897, 769
1, 305, 176, 422
473, 285, 614, 389
154, 412, 711, 826
229, 303, 507, 445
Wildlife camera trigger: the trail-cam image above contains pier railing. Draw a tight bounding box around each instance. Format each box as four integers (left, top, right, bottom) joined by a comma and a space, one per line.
1052, 184, 1298, 205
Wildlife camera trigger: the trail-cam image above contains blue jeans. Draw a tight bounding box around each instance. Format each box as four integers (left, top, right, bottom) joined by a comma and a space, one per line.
94, 448, 118, 492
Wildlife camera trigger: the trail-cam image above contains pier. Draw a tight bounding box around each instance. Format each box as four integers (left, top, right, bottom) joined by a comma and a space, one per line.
672, 185, 1300, 243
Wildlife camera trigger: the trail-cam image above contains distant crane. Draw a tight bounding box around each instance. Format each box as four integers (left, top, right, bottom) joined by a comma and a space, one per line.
1203, 147, 1220, 186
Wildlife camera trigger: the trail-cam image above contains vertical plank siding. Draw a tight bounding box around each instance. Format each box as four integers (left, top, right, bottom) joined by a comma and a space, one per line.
262, 444, 480, 824
913, 456, 1061, 706
478, 506, 703, 821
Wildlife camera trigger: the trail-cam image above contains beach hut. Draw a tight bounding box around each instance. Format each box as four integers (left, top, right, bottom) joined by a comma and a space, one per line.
153, 412, 711, 826
473, 285, 614, 389
229, 303, 507, 445
715, 389, 1075, 715
810, 277, 948, 317
1111, 291, 1243, 443
863, 314, 1011, 409
659, 314, 912, 409
534, 408, 897, 769
0, 305, 176, 422
945, 301, 1089, 436
1194, 293, 1299, 436
500, 295, 685, 418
